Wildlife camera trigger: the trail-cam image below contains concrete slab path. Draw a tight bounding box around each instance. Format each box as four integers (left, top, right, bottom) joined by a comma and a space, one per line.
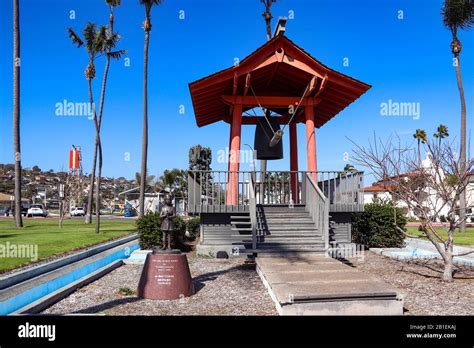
256, 255, 404, 315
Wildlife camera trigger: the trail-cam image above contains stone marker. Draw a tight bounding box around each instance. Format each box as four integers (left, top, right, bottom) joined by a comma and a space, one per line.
137, 249, 194, 300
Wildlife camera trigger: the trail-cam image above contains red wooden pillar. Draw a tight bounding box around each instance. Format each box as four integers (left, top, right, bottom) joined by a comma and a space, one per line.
290, 122, 299, 203
227, 103, 242, 205
305, 104, 317, 181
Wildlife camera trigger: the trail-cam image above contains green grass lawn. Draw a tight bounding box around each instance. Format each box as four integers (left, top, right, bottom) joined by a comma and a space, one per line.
406, 226, 474, 247
0, 219, 137, 273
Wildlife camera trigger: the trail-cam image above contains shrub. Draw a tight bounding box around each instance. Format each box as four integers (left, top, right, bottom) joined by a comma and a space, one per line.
136, 213, 162, 249
352, 200, 406, 248
186, 217, 200, 241
136, 213, 187, 250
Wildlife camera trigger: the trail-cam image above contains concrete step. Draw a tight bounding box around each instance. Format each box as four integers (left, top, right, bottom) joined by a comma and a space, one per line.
264, 222, 316, 227
257, 247, 326, 253
259, 211, 309, 216
261, 233, 322, 238
230, 215, 250, 220
258, 242, 325, 248
261, 237, 323, 244
232, 222, 251, 226
261, 214, 312, 219
258, 226, 318, 232
259, 207, 306, 212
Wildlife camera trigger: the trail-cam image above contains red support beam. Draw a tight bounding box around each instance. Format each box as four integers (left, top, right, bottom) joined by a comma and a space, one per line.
305, 104, 317, 180
226, 103, 242, 205
222, 95, 322, 108
290, 122, 299, 203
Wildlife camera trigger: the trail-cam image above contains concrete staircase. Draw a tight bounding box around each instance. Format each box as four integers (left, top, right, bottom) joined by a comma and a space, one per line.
255, 205, 326, 256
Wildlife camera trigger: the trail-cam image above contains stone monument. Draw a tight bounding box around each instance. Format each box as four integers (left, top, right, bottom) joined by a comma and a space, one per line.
137, 194, 195, 300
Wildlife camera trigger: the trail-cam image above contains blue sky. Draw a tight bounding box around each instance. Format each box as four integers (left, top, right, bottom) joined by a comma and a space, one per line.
0, 0, 473, 180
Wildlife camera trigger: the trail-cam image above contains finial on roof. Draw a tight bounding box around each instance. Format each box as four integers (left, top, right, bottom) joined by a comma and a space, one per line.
273, 17, 287, 37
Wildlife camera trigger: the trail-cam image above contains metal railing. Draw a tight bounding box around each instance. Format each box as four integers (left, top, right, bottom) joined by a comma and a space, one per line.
248, 173, 257, 251
305, 173, 329, 250
187, 170, 364, 213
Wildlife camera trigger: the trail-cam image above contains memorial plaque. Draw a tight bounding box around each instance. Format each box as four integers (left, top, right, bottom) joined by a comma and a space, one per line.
137, 250, 195, 300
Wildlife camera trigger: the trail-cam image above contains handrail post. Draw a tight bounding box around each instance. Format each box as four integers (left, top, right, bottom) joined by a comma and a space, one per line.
249, 173, 257, 252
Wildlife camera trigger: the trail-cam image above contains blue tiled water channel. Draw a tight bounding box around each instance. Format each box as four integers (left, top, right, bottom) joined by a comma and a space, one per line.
0, 243, 139, 315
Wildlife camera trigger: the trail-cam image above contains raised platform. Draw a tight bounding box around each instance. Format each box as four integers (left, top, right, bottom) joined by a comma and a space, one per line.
256, 255, 403, 315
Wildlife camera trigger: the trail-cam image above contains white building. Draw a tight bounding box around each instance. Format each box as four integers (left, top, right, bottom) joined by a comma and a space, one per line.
363, 154, 474, 222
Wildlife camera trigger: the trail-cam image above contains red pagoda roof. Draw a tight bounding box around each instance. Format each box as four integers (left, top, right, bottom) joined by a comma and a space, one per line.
189, 35, 371, 128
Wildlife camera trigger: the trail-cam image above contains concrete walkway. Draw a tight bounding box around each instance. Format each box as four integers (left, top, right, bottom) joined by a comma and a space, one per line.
371, 239, 474, 267
256, 255, 403, 315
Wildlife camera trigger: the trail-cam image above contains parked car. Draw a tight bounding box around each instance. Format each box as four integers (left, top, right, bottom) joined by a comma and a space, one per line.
0, 206, 10, 216
27, 204, 48, 217
9, 204, 29, 217
99, 207, 113, 215
70, 207, 85, 217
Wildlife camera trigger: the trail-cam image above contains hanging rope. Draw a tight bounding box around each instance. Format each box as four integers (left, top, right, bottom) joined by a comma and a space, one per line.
249, 83, 275, 133
281, 83, 310, 133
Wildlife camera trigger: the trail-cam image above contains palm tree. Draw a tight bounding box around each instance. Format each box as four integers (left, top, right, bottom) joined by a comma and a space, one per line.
92, 1, 126, 233
138, 0, 163, 217
135, 172, 155, 189
13, 0, 23, 228
413, 129, 428, 163
68, 24, 108, 230
261, 0, 278, 41
158, 168, 184, 192
434, 124, 450, 146
442, 0, 473, 232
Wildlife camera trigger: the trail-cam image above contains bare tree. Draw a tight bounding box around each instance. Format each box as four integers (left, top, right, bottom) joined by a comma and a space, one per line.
58, 173, 86, 228
351, 128, 473, 281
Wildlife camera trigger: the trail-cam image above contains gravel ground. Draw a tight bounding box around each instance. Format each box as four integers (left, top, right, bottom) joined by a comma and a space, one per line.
42, 252, 473, 316
42, 256, 278, 316
347, 252, 474, 315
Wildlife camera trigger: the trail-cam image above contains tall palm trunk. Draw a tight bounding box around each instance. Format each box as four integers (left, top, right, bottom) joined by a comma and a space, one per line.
85, 145, 97, 224
13, 0, 23, 228
265, 15, 272, 41
86, 11, 115, 226
87, 77, 101, 230
260, 8, 272, 201
454, 55, 467, 233
139, 14, 151, 217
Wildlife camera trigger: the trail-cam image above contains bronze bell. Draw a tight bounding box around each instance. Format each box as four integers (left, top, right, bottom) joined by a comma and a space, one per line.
254, 116, 284, 160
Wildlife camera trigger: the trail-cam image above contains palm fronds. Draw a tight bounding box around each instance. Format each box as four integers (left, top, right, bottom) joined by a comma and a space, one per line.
106, 0, 121, 7
442, 0, 474, 33
67, 28, 83, 48
108, 50, 127, 60
83, 22, 98, 53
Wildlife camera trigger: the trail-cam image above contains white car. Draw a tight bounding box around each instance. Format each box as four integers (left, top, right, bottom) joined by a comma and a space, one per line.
70, 207, 85, 216
27, 204, 48, 217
